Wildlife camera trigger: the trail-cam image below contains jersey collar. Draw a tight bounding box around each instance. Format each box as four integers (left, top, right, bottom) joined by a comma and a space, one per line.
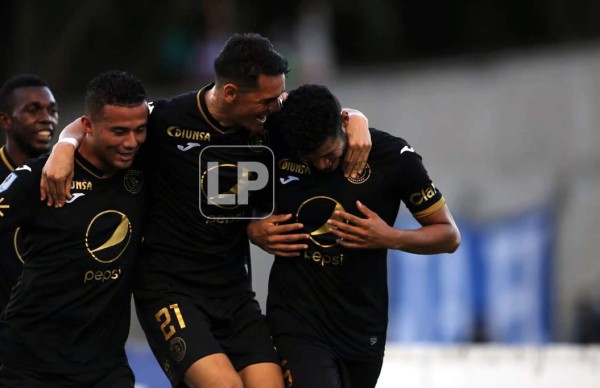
197, 83, 240, 135
0, 145, 17, 172
74, 151, 106, 179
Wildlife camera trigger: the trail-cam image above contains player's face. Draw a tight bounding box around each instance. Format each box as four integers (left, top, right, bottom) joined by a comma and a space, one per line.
301, 134, 347, 171
232, 74, 285, 133
0, 86, 58, 156
86, 103, 148, 173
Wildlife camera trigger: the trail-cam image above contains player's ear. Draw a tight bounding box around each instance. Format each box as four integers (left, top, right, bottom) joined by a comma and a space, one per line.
341, 110, 350, 129
81, 115, 93, 135
223, 83, 238, 103
0, 112, 11, 132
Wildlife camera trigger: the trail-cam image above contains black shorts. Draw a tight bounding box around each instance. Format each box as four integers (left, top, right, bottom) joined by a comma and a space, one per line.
275, 334, 383, 388
134, 290, 279, 387
0, 362, 134, 388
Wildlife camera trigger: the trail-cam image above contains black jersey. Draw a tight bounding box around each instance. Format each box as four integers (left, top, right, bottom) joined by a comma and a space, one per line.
0, 152, 145, 374
0, 146, 24, 311
267, 128, 446, 360
137, 84, 272, 297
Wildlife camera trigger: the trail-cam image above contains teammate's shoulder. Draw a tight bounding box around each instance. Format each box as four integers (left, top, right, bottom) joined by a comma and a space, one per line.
369, 129, 423, 166
148, 90, 198, 115
17, 153, 49, 175
148, 91, 197, 109
0, 154, 46, 193
370, 128, 409, 148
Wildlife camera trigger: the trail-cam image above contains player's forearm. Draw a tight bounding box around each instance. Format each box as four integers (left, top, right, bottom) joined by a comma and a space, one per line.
341, 108, 371, 178
342, 108, 368, 126
41, 118, 83, 206
56, 117, 86, 150
389, 223, 461, 254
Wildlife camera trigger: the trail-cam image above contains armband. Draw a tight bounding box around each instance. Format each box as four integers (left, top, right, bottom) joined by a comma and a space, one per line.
56, 137, 79, 149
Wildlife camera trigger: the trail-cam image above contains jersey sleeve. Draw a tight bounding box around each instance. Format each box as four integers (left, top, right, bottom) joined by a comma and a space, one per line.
147, 98, 171, 130
136, 99, 165, 167
386, 136, 446, 218
0, 162, 42, 232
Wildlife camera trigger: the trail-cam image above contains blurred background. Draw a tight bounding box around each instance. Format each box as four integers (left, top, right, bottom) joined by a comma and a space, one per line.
2, 0, 600, 386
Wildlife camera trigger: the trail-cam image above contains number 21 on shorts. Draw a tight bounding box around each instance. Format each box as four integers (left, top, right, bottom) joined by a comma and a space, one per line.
155, 303, 187, 341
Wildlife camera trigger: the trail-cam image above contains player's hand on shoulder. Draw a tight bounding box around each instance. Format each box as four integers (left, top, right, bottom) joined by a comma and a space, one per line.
342, 108, 371, 178
40, 143, 75, 208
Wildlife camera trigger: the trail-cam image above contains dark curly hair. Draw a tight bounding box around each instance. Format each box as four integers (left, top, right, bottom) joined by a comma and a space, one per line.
279, 84, 343, 158
0, 74, 49, 113
214, 32, 290, 91
85, 70, 147, 120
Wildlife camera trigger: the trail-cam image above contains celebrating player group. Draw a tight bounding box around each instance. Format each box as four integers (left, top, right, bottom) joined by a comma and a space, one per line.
0, 32, 459, 388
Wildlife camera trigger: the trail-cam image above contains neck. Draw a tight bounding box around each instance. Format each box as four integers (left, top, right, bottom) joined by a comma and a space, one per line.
204, 85, 235, 128
78, 138, 116, 177
5, 141, 39, 167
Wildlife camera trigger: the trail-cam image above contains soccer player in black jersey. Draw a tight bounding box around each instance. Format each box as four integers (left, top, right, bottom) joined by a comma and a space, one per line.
0, 70, 147, 387
0, 74, 58, 312
248, 84, 462, 388
40, 34, 371, 388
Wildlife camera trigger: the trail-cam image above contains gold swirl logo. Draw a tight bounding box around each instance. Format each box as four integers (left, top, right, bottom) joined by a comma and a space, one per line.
296, 196, 346, 248
85, 210, 132, 263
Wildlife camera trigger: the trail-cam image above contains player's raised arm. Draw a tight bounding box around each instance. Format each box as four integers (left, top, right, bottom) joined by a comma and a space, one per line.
342, 108, 371, 178
40, 117, 85, 207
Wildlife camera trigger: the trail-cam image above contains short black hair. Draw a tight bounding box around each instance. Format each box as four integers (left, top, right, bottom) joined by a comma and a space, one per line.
214, 32, 290, 90
0, 74, 49, 112
85, 70, 147, 120
279, 84, 343, 158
